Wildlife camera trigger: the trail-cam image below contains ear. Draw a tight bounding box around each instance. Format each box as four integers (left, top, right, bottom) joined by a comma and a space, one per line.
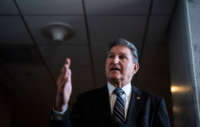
133, 63, 139, 74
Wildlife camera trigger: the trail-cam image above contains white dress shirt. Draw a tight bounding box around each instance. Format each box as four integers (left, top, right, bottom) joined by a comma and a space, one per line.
107, 82, 132, 118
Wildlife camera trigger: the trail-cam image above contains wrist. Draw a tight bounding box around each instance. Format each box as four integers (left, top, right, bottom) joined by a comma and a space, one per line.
55, 103, 68, 112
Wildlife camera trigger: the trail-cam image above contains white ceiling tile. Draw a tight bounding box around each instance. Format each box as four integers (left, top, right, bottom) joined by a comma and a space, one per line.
0, 16, 33, 45
88, 16, 146, 47
16, 0, 83, 15
85, 0, 150, 15
0, 0, 19, 15
152, 0, 176, 15
25, 16, 88, 46
146, 16, 170, 44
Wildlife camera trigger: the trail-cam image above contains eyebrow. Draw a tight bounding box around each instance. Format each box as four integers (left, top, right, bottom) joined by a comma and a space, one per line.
107, 51, 128, 56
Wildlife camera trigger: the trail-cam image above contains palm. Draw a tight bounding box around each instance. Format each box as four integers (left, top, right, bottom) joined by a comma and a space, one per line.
55, 58, 72, 111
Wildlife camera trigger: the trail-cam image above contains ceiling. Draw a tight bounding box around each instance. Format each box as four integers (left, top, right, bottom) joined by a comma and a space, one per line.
0, 0, 176, 127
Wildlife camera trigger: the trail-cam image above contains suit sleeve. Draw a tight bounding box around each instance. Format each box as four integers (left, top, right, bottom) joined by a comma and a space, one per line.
153, 98, 171, 127
49, 95, 83, 127
50, 109, 72, 127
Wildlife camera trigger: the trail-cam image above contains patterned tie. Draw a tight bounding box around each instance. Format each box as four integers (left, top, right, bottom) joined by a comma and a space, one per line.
113, 88, 125, 123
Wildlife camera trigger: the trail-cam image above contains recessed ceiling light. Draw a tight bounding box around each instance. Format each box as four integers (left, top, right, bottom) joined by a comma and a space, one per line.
41, 22, 75, 42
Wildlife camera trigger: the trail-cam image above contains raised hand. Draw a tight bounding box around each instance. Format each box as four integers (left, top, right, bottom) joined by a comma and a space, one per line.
55, 58, 72, 111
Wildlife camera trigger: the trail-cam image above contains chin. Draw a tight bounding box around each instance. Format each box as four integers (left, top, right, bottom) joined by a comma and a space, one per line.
109, 76, 121, 83
109, 75, 120, 80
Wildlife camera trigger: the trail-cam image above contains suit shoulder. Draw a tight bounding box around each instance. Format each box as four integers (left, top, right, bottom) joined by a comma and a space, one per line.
77, 86, 107, 99
135, 87, 164, 103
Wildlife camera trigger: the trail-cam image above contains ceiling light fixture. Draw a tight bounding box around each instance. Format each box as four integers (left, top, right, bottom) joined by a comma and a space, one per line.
41, 22, 75, 42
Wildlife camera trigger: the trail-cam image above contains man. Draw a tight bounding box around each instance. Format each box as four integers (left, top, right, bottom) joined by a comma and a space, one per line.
50, 38, 170, 127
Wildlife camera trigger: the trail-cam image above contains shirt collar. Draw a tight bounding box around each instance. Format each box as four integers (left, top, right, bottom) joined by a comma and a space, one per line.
107, 81, 132, 96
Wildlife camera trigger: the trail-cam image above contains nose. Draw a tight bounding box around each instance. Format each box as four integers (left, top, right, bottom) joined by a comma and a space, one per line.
113, 56, 120, 64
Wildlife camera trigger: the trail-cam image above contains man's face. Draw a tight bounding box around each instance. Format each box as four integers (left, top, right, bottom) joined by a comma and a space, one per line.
105, 45, 139, 87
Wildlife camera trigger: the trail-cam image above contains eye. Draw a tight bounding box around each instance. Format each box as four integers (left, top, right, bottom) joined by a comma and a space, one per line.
107, 54, 114, 58
119, 54, 127, 59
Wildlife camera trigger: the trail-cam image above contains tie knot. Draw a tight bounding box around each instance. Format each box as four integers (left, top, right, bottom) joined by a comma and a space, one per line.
113, 88, 124, 96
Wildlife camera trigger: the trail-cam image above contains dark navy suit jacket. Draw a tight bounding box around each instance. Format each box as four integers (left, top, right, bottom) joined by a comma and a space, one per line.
50, 85, 170, 127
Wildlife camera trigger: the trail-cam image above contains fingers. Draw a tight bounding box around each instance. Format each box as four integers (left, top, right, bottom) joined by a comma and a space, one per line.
65, 58, 71, 68
58, 77, 68, 93
60, 58, 71, 73
56, 58, 72, 107
63, 58, 71, 80
57, 58, 71, 89
57, 70, 71, 92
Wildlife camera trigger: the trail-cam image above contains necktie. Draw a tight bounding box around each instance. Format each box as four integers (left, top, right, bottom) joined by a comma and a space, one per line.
113, 88, 125, 123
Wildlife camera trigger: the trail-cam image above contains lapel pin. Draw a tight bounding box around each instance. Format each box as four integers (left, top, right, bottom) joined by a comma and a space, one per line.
136, 96, 141, 100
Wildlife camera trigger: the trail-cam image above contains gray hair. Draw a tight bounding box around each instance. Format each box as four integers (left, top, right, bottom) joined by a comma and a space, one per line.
107, 38, 139, 63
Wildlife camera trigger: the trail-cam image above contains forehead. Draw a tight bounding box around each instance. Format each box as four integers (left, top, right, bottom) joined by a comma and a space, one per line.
109, 45, 132, 55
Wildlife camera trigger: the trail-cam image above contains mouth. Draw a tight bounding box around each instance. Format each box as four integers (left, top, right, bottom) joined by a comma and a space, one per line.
110, 67, 121, 71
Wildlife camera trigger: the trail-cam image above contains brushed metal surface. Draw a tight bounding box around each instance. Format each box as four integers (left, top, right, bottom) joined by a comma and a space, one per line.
169, 0, 198, 126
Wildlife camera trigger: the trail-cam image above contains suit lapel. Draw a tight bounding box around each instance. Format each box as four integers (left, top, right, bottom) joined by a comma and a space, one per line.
102, 86, 112, 119
126, 85, 144, 126
96, 86, 112, 126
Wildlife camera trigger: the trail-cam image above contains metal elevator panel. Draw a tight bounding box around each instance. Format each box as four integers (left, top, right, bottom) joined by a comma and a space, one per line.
169, 0, 197, 126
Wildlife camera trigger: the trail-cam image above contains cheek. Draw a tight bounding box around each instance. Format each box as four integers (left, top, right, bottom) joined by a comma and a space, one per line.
125, 65, 134, 75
